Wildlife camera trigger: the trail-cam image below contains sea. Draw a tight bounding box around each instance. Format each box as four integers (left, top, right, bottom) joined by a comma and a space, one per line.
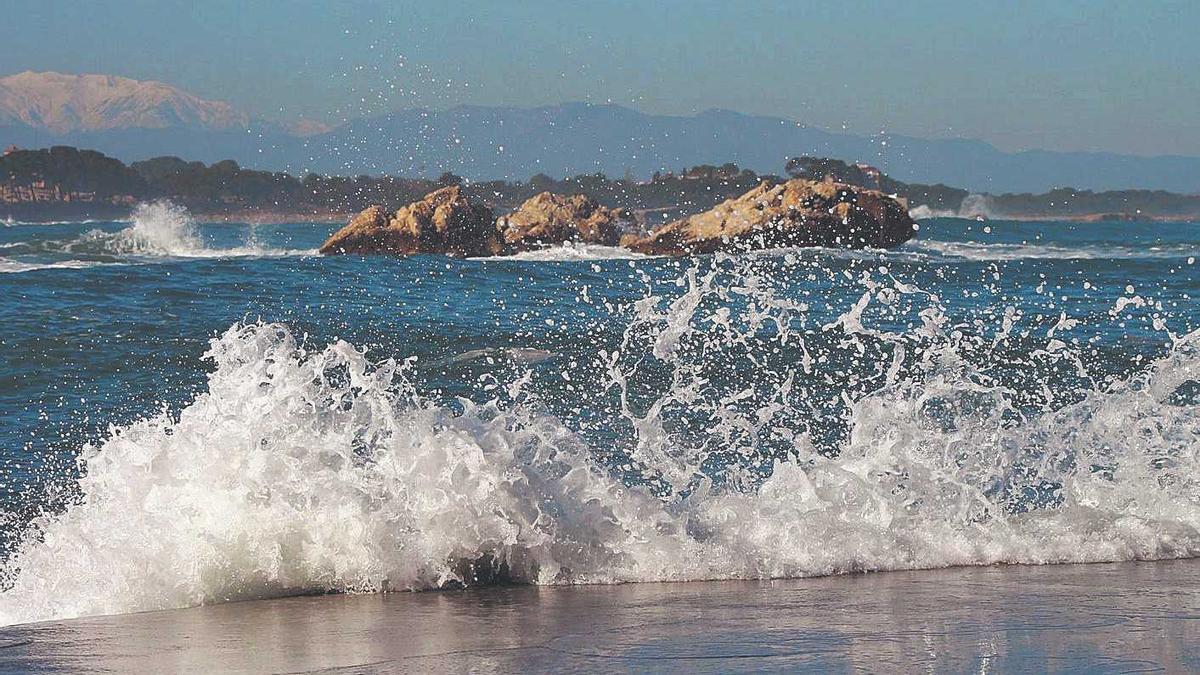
0, 201, 1196, 626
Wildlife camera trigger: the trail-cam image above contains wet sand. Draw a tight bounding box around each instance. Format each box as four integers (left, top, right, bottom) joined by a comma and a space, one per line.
1, 560, 1196, 673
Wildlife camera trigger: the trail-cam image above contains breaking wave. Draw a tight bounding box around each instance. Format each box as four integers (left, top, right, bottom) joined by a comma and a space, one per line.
0, 202, 314, 272
2, 218, 126, 228
477, 242, 648, 261
910, 239, 1200, 262
1, 254, 1197, 626
86, 201, 209, 256
76, 201, 316, 258
909, 194, 997, 220
0, 259, 118, 274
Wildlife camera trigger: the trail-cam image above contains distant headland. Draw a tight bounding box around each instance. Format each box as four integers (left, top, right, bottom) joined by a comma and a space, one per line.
2, 145, 1199, 225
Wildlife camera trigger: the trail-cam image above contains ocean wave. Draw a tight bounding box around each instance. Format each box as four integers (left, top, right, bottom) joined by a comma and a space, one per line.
74, 201, 315, 258
908, 205, 959, 220
1, 217, 131, 228
0, 202, 315, 265
1, 258, 1197, 626
910, 239, 1200, 261
475, 243, 649, 261
909, 194, 996, 220
0, 259, 119, 274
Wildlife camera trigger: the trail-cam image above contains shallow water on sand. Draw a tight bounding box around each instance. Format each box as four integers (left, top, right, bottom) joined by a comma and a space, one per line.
0, 205, 1197, 625
1, 560, 1197, 673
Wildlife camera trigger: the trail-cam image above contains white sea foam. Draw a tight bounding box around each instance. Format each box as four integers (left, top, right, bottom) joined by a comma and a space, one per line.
102, 200, 207, 255
909, 194, 996, 220
909, 240, 1200, 261
1, 217, 129, 228
958, 194, 997, 219
1, 260, 1197, 626
0, 203, 313, 272
476, 243, 649, 261
0, 259, 117, 274
908, 205, 958, 220
73, 201, 315, 259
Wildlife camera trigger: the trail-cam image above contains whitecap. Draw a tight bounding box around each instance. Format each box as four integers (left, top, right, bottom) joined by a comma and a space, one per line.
2, 268, 1198, 625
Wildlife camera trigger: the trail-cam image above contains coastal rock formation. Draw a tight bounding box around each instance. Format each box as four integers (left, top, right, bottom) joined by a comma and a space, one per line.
499, 192, 627, 251
625, 179, 916, 255
319, 186, 501, 257
319, 180, 915, 259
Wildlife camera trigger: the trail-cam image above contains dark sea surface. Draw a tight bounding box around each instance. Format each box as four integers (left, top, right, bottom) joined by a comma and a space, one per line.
0, 202, 1197, 624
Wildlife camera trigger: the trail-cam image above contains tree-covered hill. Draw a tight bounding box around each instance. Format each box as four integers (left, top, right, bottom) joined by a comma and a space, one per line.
3, 146, 1198, 223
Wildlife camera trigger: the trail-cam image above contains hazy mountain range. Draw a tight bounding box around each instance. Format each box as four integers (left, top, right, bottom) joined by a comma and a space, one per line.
2, 71, 1197, 194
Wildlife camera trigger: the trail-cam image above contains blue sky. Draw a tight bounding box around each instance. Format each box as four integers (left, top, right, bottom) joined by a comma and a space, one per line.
2, 0, 1197, 155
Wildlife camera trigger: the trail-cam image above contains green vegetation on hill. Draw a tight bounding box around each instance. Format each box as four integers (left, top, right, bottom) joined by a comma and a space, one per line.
2, 147, 780, 222
989, 187, 1200, 219
132, 158, 307, 211
1, 146, 147, 196
3, 145, 1198, 222
786, 156, 969, 212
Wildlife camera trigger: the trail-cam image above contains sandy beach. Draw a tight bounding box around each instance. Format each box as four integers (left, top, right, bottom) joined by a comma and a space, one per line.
0, 559, 1195, 673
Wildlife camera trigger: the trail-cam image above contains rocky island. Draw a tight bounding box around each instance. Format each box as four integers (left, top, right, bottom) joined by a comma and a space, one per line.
320, 178, 917, 258
499, 192, 629, 251
623, 178, 915, 255
318, 186, 502, 257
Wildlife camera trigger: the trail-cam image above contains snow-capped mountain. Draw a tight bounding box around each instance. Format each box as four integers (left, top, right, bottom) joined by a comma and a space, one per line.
0, 71, 248, 133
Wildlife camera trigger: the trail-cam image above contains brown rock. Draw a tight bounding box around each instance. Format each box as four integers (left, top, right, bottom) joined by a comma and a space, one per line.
625, 178, 916, 256
319, 186, 501, 257
499, 192, 627, 252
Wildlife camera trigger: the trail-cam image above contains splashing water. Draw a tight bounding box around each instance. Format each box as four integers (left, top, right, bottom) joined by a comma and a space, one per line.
909, 194, 997, 220
102, 201, 208, 255
478, 242, 647, 261
1, 246, 1197, 626
0, 202, 317, 266
88, 201, 313, 257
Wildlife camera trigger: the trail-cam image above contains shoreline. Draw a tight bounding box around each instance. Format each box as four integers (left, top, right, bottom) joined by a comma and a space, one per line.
2, 558, 1196, 671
